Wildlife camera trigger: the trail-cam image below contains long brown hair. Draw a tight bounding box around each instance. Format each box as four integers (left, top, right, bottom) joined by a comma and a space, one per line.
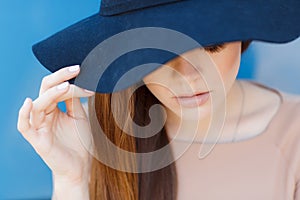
88, 40, 251, 200
88, 84, 177, 200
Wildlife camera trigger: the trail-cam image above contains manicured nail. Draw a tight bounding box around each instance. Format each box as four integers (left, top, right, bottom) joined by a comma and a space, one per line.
84, 89, 95, 94
57, 82, 69, 90
68, 65, 80, 72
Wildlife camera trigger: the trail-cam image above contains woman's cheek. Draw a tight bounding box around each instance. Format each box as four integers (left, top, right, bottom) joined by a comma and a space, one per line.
211, 45, 241, 91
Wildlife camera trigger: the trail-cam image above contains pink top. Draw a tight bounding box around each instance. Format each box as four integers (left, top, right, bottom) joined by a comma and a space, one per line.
175, 90, 300, 200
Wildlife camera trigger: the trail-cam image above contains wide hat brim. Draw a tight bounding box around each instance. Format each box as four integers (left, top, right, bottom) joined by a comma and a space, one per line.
32, 0, 300, 93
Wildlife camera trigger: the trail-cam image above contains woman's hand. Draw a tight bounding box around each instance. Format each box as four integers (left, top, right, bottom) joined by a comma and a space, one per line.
17, 65, 95, 186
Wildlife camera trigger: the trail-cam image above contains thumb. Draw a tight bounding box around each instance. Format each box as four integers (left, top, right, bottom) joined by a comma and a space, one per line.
65, 97, 87, 119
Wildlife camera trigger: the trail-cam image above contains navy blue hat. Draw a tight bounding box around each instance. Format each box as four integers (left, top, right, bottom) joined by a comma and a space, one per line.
32, 0, 300, 93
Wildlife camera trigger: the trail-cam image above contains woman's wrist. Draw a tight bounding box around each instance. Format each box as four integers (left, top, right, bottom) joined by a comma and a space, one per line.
52, 175, 90, 200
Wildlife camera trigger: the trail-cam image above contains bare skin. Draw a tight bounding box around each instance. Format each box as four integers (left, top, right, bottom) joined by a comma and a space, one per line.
142, 42, 281, 143
17, 65, 95, 199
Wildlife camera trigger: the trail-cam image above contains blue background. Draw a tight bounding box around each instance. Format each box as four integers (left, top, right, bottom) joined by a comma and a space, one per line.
0, 0, 299, 199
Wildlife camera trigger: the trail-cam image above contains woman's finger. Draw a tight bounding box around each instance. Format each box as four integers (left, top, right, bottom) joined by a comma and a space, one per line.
31, 82, 70, 129
55, 84, 95, 103
39, 65, 80, 95
32, 82, 94, 129
65, 97, 86, 119
17, 97, 38, 143
64, 84, 94, 118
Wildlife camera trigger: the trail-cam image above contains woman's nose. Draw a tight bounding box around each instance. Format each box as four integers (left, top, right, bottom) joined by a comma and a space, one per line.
169, 56, 202, 81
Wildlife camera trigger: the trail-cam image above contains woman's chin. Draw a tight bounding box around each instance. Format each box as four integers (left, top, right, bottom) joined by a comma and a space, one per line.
173, 104, 211, 121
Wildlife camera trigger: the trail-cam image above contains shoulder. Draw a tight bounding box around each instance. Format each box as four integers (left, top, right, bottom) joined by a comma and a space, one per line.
265, 85, 300, 136
273, 90, 300, 183
278, 91, 300, 122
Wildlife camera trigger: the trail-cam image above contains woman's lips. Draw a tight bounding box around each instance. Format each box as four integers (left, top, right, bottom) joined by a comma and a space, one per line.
174, 92, 210, 108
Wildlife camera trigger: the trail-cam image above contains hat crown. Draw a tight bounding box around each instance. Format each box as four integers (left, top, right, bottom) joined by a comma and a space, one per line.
99, 0, 182, 16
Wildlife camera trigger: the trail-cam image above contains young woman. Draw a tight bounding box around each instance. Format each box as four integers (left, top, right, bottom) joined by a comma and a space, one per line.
17, 1, 300, 199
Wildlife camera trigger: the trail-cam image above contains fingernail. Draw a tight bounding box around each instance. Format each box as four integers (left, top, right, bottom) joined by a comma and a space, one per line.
68, 65, 80, 72
57, 82, 69, 90
84, 89, 95, 94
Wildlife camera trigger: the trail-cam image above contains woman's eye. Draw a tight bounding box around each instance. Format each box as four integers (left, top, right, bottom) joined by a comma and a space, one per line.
204, 43, 225, 53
